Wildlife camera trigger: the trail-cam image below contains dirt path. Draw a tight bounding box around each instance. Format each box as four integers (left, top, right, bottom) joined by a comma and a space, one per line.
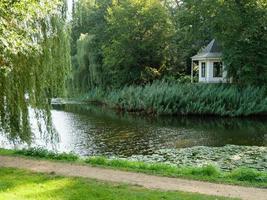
0, 156, 266, 200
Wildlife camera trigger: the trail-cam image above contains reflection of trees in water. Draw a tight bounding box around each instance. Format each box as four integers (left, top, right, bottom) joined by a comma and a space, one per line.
60, 104, 267, 131
57, 104, 267, 156
158, 116, 267, 147
0, 108, 60, 150
4, 103, 265, 156
62, 104, 267, 133
60, 105, 155, 156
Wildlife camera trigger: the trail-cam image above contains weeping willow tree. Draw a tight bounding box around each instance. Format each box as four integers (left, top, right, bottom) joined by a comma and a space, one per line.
70, 0, 112, 93
73, 33, 105, 91
0, 0, 71, 143
71, 0, 175, 91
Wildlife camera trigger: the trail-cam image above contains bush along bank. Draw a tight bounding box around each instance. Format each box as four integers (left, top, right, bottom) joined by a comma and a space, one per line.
81, 81, 267, 117
0, 147, 267, 188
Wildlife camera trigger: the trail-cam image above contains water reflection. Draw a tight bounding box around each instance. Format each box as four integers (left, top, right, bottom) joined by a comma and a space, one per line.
0, 109, 60, 151
0, 104, 266, 156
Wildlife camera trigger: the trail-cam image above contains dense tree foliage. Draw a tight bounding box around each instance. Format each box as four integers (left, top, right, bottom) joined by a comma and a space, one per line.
71, 0, 111, 91
71, 0, 267, 91
214, 0, 267, 85
103, 0, 174, 85
71, 0, 174, 90
177, 0, 267, 84
0, 0, 61, 68
0, 0, 70, 141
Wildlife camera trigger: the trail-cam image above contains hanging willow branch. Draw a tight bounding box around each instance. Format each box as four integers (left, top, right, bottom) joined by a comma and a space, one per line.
0, 0, 71, 143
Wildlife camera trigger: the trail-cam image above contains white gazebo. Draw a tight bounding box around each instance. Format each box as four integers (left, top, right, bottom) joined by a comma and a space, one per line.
191, 39, 227, 83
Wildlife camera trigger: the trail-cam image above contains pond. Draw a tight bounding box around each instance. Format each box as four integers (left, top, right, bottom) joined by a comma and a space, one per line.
0, 104, 267, 157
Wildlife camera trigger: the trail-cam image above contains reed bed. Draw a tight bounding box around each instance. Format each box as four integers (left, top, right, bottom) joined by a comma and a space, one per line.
83, 82, 267, 116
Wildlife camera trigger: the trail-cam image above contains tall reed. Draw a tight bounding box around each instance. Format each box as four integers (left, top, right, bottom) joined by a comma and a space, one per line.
84, 81, 267, 116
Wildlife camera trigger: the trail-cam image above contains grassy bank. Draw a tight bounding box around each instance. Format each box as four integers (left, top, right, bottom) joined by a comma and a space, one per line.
86, 157, 267, 188
0, 168, 234, 200
0, 148, 266, 188
81, 82, 267, 116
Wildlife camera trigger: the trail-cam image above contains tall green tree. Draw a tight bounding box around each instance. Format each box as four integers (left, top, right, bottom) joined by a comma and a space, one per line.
71, 0, 111, 92
0, 0, 61, 68
213, 0, 267, 84
0, 0, 71, 142
103, 0, 174, 86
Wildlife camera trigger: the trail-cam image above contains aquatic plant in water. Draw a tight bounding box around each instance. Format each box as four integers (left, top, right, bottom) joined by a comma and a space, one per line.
122, 145, 267, 171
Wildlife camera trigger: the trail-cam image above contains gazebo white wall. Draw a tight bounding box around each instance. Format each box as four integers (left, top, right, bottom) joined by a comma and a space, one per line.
196, 58, 227, 83
191, 39, 227, 83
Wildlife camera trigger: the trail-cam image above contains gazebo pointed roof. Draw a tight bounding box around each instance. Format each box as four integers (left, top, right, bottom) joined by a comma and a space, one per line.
192, 39, 222, 60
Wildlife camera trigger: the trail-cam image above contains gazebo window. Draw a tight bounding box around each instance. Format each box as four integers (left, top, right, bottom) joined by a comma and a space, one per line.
213, 62, 223, 77
201, 62, 206, 78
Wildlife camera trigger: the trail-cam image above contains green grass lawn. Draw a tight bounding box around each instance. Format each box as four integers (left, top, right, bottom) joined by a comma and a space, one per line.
0, 168, 236, 200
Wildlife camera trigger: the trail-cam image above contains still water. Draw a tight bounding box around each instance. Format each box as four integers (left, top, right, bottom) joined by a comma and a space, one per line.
0, 104, 266, 156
